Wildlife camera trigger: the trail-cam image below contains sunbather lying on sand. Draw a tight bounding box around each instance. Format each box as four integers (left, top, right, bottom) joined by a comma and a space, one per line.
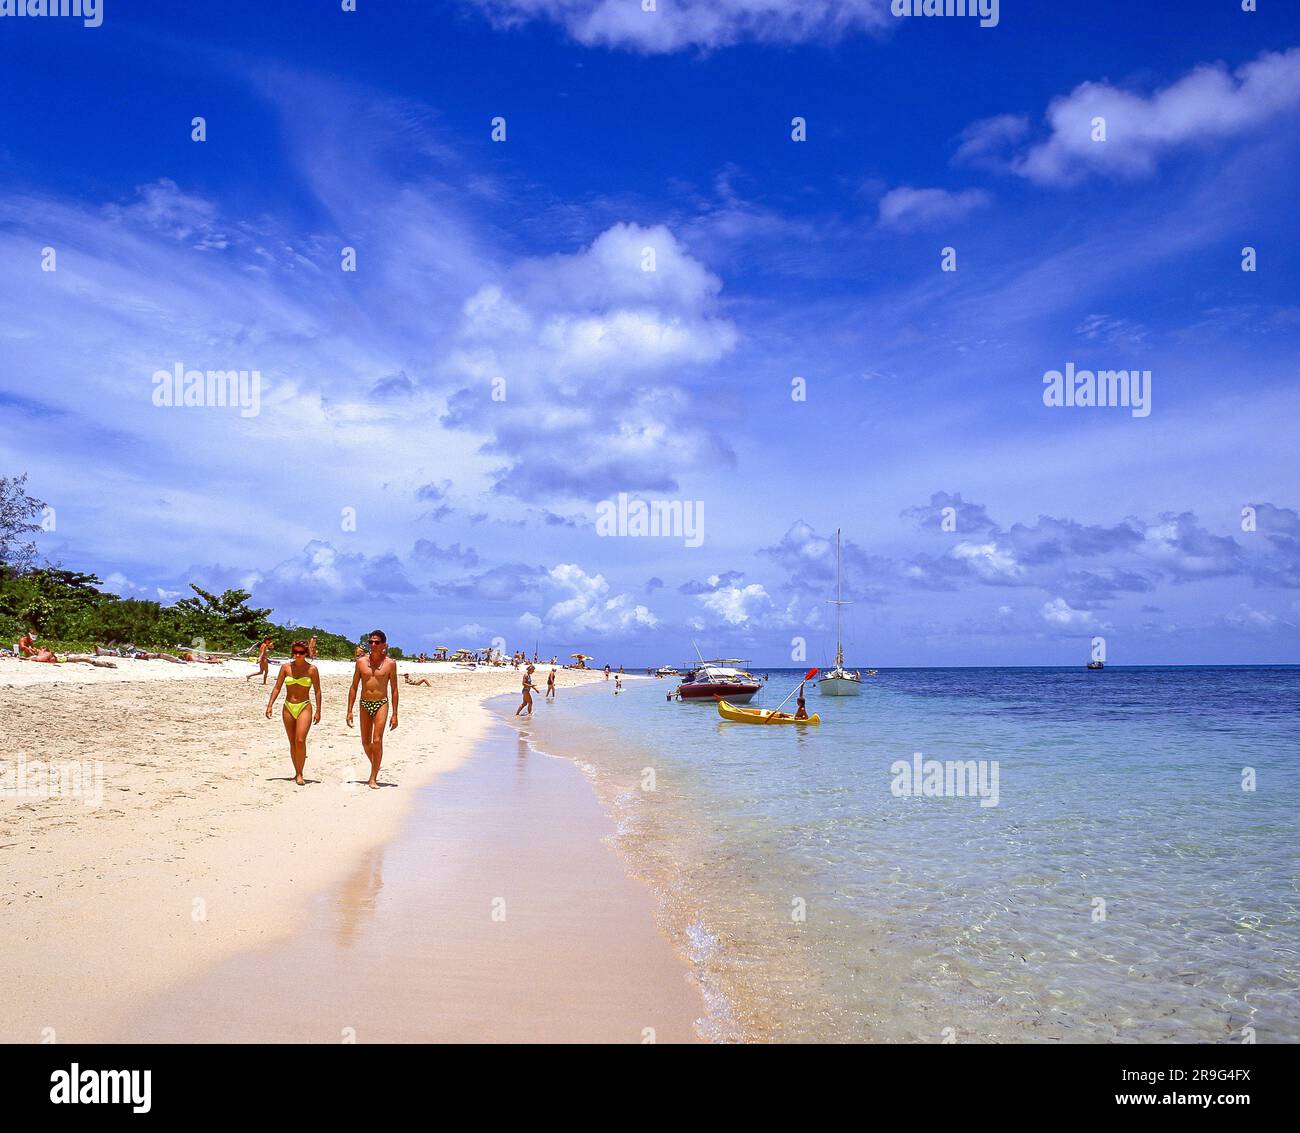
403, 674, 432, 687
20, 647, 58, 663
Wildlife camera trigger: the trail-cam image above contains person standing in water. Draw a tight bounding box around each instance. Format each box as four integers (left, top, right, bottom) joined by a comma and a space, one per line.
347, 630, 398, 789
516, 664, 536, 716
246, 636, 273, 683
265, 640, 321, 786
545, 667, 557, 700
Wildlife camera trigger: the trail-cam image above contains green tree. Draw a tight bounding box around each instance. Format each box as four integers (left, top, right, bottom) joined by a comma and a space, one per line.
173, 585, 273, 647
0, 474, 46, 573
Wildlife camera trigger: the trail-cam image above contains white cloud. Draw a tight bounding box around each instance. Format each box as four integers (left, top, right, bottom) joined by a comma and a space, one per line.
995, 47, 1300, 185
952, 113, 1030, 168
464, 0, 890, 53
952, 541, 1024, 582
442, 222, 738, 500
698, 583, 771, 626
1040, 597, 1091, 626
535, 563, 658, 634
1224, 604, 1282, 630
877, 186, 991, 231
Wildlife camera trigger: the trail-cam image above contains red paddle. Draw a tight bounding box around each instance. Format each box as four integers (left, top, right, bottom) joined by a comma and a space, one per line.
765, 667, 819, 722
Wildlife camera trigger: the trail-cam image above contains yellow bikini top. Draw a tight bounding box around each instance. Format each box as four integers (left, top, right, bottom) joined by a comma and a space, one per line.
285, 675, 312, 687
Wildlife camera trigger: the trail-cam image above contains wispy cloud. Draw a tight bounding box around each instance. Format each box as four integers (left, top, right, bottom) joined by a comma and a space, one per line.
965, 47, 1300, 185
463, 0, 890, 53
876, 186, 991, 231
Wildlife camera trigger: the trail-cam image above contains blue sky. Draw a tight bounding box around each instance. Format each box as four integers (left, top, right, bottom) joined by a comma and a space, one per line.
2, 0, 1298, 665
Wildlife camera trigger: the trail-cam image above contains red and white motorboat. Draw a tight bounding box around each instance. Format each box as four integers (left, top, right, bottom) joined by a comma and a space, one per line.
676, 659, 761, 704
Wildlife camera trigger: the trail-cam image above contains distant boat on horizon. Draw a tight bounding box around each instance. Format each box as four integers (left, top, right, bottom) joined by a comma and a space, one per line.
1087, 659, 1105, 670
819, 528, 862, 696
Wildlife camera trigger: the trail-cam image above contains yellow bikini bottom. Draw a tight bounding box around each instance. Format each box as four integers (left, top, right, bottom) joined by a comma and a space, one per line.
285, 700, 311, 719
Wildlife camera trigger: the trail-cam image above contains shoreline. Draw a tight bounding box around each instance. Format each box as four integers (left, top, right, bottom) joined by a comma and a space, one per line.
1, 661, 629, 1042
114, 706, 704, 1043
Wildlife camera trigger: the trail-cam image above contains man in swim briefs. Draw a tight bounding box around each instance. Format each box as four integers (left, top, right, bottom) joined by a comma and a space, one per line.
347, 629, 399, 789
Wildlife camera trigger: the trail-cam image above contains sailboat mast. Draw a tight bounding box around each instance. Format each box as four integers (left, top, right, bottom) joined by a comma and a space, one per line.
835, 528, 844, 669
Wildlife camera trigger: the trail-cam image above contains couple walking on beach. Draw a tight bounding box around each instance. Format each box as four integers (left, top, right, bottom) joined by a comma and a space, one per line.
264, 630, 397, 789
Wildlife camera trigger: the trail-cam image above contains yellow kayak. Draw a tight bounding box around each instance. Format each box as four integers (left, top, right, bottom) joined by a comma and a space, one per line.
717, 699, 820, 725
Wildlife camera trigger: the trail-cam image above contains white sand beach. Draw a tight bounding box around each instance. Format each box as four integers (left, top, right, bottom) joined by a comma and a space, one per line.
0, 660, 702, 1043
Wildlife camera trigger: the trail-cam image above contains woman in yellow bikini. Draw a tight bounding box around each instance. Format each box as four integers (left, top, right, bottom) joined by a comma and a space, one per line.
265, 640, 321, 785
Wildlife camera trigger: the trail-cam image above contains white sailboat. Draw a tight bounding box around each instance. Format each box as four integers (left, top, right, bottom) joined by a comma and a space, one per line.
818, 528, 862, 696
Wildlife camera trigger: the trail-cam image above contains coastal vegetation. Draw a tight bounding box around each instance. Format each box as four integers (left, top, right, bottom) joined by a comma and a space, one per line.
0, 474, 385, 659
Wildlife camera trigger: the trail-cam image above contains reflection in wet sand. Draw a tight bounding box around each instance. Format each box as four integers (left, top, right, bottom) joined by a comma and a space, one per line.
333, 844, 385, 950
115, 717, 705, 1043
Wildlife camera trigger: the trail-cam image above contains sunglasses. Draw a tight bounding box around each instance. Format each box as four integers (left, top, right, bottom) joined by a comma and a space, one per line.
292, 650, 307, 656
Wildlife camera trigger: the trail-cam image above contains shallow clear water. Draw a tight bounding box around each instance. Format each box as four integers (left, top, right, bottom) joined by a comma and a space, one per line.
500, 667, 1300, 1043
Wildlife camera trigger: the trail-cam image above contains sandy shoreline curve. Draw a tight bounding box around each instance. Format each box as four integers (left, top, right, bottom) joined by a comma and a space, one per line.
0, 659, 676, 1042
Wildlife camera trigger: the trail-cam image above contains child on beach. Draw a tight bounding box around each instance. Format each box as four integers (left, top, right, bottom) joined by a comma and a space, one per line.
614, 674, 622, 695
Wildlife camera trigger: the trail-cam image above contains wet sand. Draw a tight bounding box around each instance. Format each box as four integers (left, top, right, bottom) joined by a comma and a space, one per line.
2, 662, 700, 1042
115, 715, 703, 1043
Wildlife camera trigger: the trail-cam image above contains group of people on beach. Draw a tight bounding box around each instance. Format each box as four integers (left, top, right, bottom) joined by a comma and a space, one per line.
267, 632, 583, 779
262, 630, 397, 789
515, 663, 558, 716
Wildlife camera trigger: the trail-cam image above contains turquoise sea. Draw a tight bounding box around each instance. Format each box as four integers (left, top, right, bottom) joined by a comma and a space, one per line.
496, 666, 1300, 1043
